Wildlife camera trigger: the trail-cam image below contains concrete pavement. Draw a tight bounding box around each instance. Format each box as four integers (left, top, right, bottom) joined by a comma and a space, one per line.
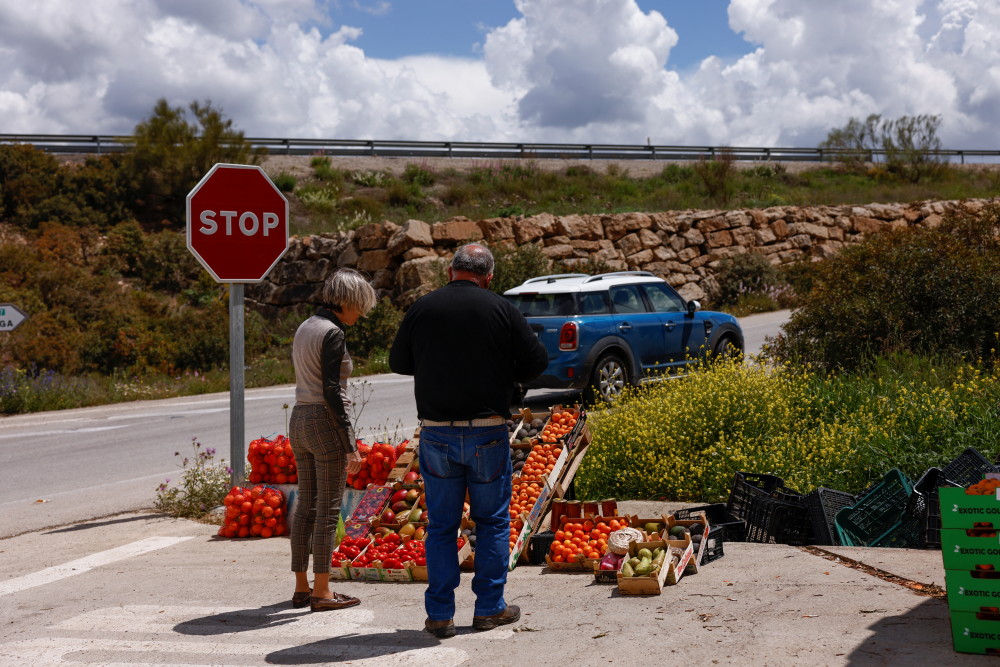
0, 499, 985, 666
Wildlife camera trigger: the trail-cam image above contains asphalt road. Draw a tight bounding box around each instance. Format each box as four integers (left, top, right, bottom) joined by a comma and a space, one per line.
0, 310, 788, 538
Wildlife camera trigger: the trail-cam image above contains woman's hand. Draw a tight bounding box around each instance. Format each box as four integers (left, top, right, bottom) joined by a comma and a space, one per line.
345, 450, 362, 475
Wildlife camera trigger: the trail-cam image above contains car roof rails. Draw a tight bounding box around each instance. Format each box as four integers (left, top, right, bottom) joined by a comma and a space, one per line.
583, 271, 656, 283
521, 273, 590, 285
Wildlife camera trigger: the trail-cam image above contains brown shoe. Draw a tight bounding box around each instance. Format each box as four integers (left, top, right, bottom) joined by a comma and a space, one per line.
310, 593, 360, 612
472, 604, 520, 631
424, 618, 456, 638
291, 590, 312, 608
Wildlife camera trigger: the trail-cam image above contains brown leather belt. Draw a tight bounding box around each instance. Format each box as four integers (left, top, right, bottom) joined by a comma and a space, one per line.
420, 417, 505, 427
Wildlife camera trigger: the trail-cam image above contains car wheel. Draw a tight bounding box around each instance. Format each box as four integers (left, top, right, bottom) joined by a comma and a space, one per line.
712, 335, 743, 361
585, 353, 629, 404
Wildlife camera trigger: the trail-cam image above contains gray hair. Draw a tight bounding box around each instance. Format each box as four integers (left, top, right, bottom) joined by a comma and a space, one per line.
323, 268, 377, 315
451, 244, 494, 276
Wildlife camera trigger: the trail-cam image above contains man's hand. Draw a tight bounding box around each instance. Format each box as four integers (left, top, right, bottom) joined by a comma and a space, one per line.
346, 450, 363, 475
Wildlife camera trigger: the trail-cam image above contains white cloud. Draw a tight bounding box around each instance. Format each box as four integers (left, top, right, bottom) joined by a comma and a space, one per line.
0, 0, 998, 150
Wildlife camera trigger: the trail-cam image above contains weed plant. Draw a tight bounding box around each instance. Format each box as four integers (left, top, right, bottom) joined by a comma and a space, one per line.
575, 354, 1000, 502
155, 438, 234, 519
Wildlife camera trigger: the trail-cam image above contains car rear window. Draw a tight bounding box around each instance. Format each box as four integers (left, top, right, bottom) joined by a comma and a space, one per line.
507, 293, 578, 316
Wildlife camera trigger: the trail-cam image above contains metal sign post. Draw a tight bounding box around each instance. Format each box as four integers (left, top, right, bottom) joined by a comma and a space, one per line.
229, 284, 246, 484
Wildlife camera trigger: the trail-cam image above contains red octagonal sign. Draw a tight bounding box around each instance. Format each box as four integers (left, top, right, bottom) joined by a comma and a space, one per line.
186, 163, 289, 282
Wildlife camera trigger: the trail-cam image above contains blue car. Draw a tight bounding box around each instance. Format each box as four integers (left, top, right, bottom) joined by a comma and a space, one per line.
504, 271, 744, 403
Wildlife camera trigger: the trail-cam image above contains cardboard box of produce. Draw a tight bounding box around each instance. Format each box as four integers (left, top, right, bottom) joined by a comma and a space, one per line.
664, 535, 695, 586
941, 528, 1000, 571
664, 515, 710, 573
945, 569, 1000, 613
940, 487, 1000, 530
949, 609, 1000, 655
617, 539, 671, 595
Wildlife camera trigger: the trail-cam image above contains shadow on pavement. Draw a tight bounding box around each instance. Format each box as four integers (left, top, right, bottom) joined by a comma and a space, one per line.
846, 597, 962, 665
265, 629, 442, 664
44, 513, 174, 534
174, 604, 307, 635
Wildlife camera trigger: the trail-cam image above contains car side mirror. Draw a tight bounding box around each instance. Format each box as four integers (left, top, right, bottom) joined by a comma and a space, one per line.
686, 300, 701, 317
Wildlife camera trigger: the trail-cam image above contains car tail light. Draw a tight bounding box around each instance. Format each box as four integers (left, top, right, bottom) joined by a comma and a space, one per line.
559, 322, 578, 351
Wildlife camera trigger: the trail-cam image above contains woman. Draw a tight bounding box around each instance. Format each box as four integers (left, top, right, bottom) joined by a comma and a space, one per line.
289, 268, 376, 612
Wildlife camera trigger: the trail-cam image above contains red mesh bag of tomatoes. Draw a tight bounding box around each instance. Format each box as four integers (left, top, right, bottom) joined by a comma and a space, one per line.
346, 441, 399, 490
247, 434, 298, 485
218, 485, 287, 538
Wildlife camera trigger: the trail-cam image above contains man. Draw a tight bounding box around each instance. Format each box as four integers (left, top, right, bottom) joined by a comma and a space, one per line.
389, 243, 548, 639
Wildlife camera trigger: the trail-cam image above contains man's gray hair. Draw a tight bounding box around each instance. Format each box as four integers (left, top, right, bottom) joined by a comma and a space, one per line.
451, 244, 494, 276
322, 268, 378, 315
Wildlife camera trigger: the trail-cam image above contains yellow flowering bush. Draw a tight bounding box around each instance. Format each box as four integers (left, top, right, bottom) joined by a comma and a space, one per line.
576, 355, 1000, 502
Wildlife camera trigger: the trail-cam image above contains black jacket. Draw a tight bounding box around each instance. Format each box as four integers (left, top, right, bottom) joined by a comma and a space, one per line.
389, 280, 548, 421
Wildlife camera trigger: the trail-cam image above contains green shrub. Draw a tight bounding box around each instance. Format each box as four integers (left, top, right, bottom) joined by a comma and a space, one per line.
575, 355, 1000, 502
692, 151, 737, 205
271, 172, 297, 192
487, 243, 552, 294
155, 438, 233, 518
768, 202, 1000, 370
344, 297, 404, 359
403, 163, 436, 187
711, 252, 785, 307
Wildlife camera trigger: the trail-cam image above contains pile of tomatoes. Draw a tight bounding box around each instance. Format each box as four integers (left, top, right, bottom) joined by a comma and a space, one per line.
351, 533, 406, 569
346, 440, 409, 490
540, 410, 578, 443
331, 535, 371, 567
548, 516, 631, 563
218, 485, 287, 539
247, 435, 297, 484
395, 539, 427, 567
517, 443, 561, 482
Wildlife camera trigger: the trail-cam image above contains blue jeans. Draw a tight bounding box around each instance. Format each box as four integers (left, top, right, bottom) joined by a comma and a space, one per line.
419, 425, 511, 621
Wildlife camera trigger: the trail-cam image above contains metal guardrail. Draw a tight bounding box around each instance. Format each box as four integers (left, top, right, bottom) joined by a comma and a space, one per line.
2, 134, 998, 165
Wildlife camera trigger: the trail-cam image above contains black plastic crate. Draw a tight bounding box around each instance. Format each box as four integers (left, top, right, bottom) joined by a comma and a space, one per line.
726, 472, 785, 522
528, 531, 555, 565
805, 488, 857, 546
701, 523, 725, 564
744, 495, 814, 544
673, 503, 747, 543
906, 467, 960, 549
943, 447, 998, 487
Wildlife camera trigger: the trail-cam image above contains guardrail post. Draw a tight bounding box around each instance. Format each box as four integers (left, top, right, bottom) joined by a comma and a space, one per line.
447, 142, 452, 158
94, 136, 101, 154
369, 141, 376, 157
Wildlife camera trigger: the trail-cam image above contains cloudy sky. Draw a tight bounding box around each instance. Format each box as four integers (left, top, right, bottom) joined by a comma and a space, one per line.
1, 0, 998, 149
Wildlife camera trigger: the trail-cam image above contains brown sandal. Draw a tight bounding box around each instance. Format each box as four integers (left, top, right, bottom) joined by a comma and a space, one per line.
310, 593, 361, 612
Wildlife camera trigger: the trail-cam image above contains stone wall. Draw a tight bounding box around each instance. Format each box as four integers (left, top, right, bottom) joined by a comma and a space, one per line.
248, 198, 993, 311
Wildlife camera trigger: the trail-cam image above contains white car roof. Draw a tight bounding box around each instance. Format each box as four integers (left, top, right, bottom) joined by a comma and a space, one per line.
504, 271, 667, 295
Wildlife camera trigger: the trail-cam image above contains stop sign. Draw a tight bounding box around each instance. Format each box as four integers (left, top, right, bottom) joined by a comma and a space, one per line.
186, 163, 289, 282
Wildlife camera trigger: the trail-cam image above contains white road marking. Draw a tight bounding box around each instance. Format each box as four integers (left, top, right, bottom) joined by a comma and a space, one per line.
0, 424, 132, 440
0, 537, 193, 596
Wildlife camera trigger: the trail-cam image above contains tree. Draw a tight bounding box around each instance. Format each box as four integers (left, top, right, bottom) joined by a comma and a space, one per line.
819, 114, 881, 173
820, 114, 946, 182
120, 99, 266, 228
